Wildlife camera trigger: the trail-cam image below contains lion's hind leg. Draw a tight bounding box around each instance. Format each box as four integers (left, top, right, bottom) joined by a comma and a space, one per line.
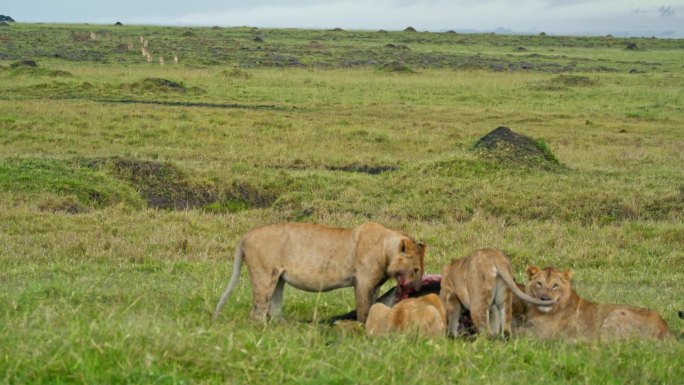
600, 307, 674, 340
366, 303, 392, 336
248, 266, 285, 322
492, 279, 513, 337
267, 277, 286, 321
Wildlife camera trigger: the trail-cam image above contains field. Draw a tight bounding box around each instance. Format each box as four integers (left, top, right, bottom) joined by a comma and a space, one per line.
1, 23, 683, 383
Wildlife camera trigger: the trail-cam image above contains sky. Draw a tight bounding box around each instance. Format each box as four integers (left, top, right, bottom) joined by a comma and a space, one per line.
3, 0, 684, 38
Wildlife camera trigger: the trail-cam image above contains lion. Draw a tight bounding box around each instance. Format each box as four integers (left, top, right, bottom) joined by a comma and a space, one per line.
327, 273, 530, 335
212, 222, 426, 323
440, 249, 554, 337
365, 293, 446, 337
520, 266, 674, 340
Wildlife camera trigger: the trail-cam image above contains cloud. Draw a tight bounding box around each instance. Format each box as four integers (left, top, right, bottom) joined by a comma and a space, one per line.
659, 5, 675, 16
6, 0, 684, 37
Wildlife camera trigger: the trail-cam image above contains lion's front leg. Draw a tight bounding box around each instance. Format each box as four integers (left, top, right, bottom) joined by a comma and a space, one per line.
354, 281, 382, 323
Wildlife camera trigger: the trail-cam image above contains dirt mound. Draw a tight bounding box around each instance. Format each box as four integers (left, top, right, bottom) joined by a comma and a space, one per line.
473, 126, 560, 168
624, 41, 639, 50
10, 60, 37, 68
108, 158, 214, 210
328, 164, 398, 175
39, 196, 89, 214
404, 26, 417, 32
384, 43, 410, 50
379, 60, 414, 73
87, 157, 277, 212
113, 43, 132, 52
220, 67, 252, 79
551, 74, 595, 87
120, 78, 204, 94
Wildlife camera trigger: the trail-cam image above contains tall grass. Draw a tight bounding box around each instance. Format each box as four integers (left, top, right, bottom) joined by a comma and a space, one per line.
1, 23, 683, 384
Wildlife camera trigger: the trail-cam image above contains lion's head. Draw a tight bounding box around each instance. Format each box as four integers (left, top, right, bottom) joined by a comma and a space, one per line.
388, 238, 426, 291
526, 266, 573, 314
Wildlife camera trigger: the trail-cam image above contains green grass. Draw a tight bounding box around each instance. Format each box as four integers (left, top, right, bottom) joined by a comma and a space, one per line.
1, 23, 683, 384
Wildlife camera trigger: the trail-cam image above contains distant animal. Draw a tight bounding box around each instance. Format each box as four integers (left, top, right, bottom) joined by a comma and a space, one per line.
366, 293, 446, 337
440, 249, 554, 337
213, 222, 426, 323
519, 266, 674, 340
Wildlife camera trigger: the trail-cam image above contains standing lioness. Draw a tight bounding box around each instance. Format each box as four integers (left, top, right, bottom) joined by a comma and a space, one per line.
440, 249, 554, 337
520, 266, 674, 340
213, 222, 426, 322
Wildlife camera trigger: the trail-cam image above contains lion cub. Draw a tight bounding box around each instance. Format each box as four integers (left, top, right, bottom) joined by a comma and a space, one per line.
440, 249, 554, 337
365, 294, 446, 337
521, 266, 674, 340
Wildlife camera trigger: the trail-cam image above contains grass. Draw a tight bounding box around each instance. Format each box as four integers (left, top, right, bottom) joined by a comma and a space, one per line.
1, 23, 683, 384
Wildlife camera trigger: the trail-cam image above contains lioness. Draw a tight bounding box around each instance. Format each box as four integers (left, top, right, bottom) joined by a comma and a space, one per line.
365, 293, 446, 337
440, 249, 554, 337
520, 266, 674, 340
213, 222, 426, 323
327, 274, 530, 335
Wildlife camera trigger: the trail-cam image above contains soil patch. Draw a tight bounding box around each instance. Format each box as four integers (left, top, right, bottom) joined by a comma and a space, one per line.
108, 158, 215, 210
10, 60, 38, 68
96, 99, 285, 111
39, 196, 90, 214
379, 61, 414, 73
86, 157, 277, 211
328, 164, 398, 175
473, 126, 561, 169
551, 74, 596, 87
220, 67, 252, 79
120, 78, 195, 93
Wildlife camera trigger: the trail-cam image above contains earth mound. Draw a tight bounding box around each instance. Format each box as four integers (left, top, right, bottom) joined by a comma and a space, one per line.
10, 60, 38, 68
87, 157, 277, 212
473, 126, 561, 169
119, 78, 206, 94
379, 60, 414, 73
404, 26, 417, 32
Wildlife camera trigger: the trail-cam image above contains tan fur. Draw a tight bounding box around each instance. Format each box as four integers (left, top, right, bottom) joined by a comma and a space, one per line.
520, 266, 674, 340
440, 249, 553, 337
365, 294, 446, 337
213, 222, 426, 323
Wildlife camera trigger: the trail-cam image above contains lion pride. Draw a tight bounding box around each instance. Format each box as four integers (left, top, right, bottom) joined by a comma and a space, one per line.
520, 266, 674, 340
213, 222, 426, 323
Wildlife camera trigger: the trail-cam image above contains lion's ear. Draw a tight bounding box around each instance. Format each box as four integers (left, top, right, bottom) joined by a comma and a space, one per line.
562, 269, 573, 280
526, 265, 540, 279
400, 239, 408, 253
417, 241, 427, 255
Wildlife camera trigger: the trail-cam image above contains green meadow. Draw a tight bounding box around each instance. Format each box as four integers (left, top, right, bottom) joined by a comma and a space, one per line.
1, 23, 683, 383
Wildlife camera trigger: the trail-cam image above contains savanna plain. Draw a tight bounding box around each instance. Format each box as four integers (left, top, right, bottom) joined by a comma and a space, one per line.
1, 23, 683, 384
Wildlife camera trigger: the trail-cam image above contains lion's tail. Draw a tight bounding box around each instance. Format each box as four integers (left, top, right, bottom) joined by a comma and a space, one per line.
493, 256, 554, 307
212, 238, 244, 321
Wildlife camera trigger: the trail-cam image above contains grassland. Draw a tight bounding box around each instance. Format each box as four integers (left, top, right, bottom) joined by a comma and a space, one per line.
1, 23, 683, 384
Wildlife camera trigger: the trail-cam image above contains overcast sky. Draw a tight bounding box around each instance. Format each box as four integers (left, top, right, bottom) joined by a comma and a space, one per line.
4, 0, 684, 37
